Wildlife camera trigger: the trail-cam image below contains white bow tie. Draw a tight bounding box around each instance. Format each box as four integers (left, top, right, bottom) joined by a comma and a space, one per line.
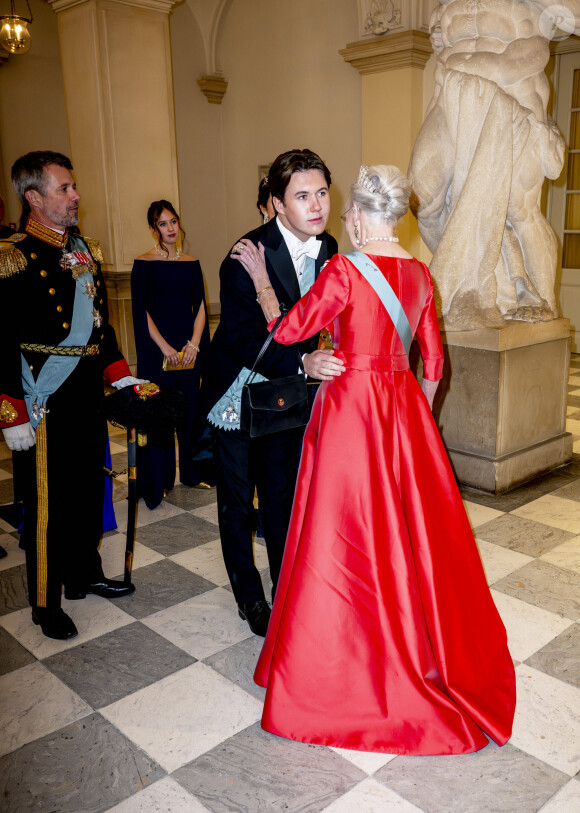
291, 238, 321, 262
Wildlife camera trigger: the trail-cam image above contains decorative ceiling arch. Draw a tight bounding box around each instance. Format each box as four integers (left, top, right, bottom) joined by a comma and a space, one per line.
185, 0, 233, 76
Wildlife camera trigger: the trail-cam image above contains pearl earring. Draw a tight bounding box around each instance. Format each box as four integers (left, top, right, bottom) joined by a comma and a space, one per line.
354, 224, 360, 246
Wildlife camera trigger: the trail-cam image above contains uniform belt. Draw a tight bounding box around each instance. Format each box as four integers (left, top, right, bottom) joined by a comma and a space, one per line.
20, 342, 100, 357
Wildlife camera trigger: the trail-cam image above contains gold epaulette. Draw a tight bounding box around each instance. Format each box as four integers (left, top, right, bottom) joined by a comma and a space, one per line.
83, 237, 104, 264
0, 233, 27, 279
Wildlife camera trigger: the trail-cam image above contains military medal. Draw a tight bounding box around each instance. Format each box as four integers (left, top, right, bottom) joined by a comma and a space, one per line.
222, 404, 239, 423
92, 309, 102, 328
84, 281, 97, 299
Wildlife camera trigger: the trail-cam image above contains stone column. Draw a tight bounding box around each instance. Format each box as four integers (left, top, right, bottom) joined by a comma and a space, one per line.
340, 5, 433, 256
48, 0, 180, 366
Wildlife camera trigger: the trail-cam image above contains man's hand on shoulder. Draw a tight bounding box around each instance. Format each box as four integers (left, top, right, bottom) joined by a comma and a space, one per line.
303, 349, 345, 381
2, 422, 36, 451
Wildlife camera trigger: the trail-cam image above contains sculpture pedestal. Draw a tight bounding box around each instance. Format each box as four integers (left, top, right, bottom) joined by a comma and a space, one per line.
434, 319, 572, 493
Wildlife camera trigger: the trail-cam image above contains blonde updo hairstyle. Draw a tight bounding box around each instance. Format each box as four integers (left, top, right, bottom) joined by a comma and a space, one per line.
351, 164, 411, 226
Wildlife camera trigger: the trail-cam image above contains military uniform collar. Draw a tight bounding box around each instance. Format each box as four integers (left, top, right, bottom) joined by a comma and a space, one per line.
25, 216, 68, 248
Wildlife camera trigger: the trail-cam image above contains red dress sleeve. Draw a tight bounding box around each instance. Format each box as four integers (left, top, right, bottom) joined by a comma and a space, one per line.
266, 257, 350, 344
415, 269, 444, 382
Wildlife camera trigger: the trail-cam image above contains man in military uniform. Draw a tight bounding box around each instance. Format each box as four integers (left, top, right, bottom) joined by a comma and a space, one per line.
0, 151, 141, 640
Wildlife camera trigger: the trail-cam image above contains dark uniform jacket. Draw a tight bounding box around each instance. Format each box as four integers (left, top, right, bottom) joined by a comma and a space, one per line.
0, 218, 129, 429
203, 217, 338, 416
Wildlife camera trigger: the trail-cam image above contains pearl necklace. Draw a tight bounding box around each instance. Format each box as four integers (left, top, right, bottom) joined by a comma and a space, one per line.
359, 235, 399, 248
155, 244, 181, 261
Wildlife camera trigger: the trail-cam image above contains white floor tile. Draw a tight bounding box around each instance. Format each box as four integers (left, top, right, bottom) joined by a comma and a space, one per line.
142, 587, 252, 660
0, 517, 17, 532
0, 467, 12, 482
190, 503, 219, 525
99, 533, 165, 578
104, 776, 210, 812
512, 495, 580, 534
0, 531, 25, 572
100, 662, 263, 772
0, 662, 91, 757
113, 498, 185, 531
573, 440, 580, 454
330, 747, 398, 774
462, 501, 504, 529
321, 778, 422, 812
539, 780, 580, 812
511, 664, 580, 776
540, 536, 580, 574
0, 595, 134, 659
170, 540, 229, 586
565, 417, 580, 431
490, 590, 573, 662
474, 538, 533, 584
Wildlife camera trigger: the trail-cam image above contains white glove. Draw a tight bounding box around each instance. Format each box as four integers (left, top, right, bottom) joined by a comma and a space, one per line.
111, 376, 149, 390
2, 422, 36, 451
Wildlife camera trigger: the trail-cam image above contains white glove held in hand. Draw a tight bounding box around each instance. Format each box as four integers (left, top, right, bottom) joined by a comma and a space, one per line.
111, 376, 149, 390
2, 422, 36, 451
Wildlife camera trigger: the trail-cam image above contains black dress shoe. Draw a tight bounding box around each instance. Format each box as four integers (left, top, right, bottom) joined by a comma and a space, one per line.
0, 545, 7, 559
32, 607, 78, 640
65, 578, 135, 600
238, 600, 271, 637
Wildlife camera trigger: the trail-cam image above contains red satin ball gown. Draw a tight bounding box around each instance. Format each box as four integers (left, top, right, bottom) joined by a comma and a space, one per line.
254, 253, 516, 755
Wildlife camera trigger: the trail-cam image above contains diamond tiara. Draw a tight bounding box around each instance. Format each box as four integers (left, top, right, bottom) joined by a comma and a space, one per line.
357, 165, 379, 194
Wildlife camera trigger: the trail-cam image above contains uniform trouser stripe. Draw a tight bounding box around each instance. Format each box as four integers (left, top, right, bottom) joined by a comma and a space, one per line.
35, 419, 49, 606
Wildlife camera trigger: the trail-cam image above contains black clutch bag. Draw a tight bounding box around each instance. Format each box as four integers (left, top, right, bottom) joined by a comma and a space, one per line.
240, 314, 309, 438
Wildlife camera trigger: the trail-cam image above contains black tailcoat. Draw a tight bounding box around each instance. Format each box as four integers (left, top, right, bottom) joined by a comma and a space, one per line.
203, 217, 338, 604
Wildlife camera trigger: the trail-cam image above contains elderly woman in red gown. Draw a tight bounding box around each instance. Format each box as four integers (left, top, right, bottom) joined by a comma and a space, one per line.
233, 164, 516, 756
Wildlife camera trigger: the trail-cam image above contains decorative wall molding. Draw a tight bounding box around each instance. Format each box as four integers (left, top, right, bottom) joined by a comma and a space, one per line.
340, 29, 432, 74
49, 0, 178, 12
197, 74, 228, 104
550, 33, 580, 55
357, 0, 436, 39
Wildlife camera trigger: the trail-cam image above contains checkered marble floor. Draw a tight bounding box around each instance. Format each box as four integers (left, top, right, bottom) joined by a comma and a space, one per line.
1, 365, 580, 812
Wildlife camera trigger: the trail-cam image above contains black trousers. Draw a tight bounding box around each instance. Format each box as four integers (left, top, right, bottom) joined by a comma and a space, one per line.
19, 358, 106, 608
211, 425, 301, 604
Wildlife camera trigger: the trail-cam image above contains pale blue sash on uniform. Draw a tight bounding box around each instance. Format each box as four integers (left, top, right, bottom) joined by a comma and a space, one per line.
22, 237, 95, 428
345, 250, 413, 357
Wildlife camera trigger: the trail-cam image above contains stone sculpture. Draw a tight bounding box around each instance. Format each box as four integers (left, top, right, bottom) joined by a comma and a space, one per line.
409, 0, 580, 329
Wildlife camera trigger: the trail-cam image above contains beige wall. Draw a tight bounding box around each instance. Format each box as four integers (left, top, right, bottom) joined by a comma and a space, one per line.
0, 0, 69, 226
170, 1, 229, 311
172, 0, 362, 311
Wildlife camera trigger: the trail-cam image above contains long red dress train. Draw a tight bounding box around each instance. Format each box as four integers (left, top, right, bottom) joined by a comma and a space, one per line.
254, 254, 516, 755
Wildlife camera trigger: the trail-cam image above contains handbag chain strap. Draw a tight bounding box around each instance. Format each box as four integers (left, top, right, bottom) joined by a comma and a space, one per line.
246, 309, 304, 386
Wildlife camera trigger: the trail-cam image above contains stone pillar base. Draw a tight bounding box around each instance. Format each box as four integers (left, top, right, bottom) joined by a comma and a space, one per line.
433, 319, 573, 493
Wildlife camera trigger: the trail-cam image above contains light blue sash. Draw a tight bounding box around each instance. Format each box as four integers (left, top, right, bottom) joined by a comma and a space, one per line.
345, 250, 413, 357
300, 255, 316, 297
22, 236, 96, 428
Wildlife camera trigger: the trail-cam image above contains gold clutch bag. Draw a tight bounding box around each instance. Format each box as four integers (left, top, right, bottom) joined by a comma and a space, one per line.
162, 351, 196, 372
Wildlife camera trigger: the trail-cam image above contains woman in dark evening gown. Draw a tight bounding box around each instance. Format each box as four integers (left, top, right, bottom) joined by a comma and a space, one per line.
131, 200, 210, 509
234, 165, 516, 755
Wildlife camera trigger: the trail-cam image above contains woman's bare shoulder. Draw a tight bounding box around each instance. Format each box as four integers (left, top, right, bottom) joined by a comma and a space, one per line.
179, 252, 197, 262
135, 249, 157, 261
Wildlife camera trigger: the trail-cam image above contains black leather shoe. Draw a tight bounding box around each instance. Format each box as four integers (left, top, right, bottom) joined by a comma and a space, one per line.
32, 607, 78, 640
65, 578, 135, 600
238, 600, 271, 637
0, 545, 7, 559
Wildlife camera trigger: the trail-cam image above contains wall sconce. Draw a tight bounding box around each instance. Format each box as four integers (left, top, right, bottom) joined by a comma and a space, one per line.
0, 0, 33, 55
